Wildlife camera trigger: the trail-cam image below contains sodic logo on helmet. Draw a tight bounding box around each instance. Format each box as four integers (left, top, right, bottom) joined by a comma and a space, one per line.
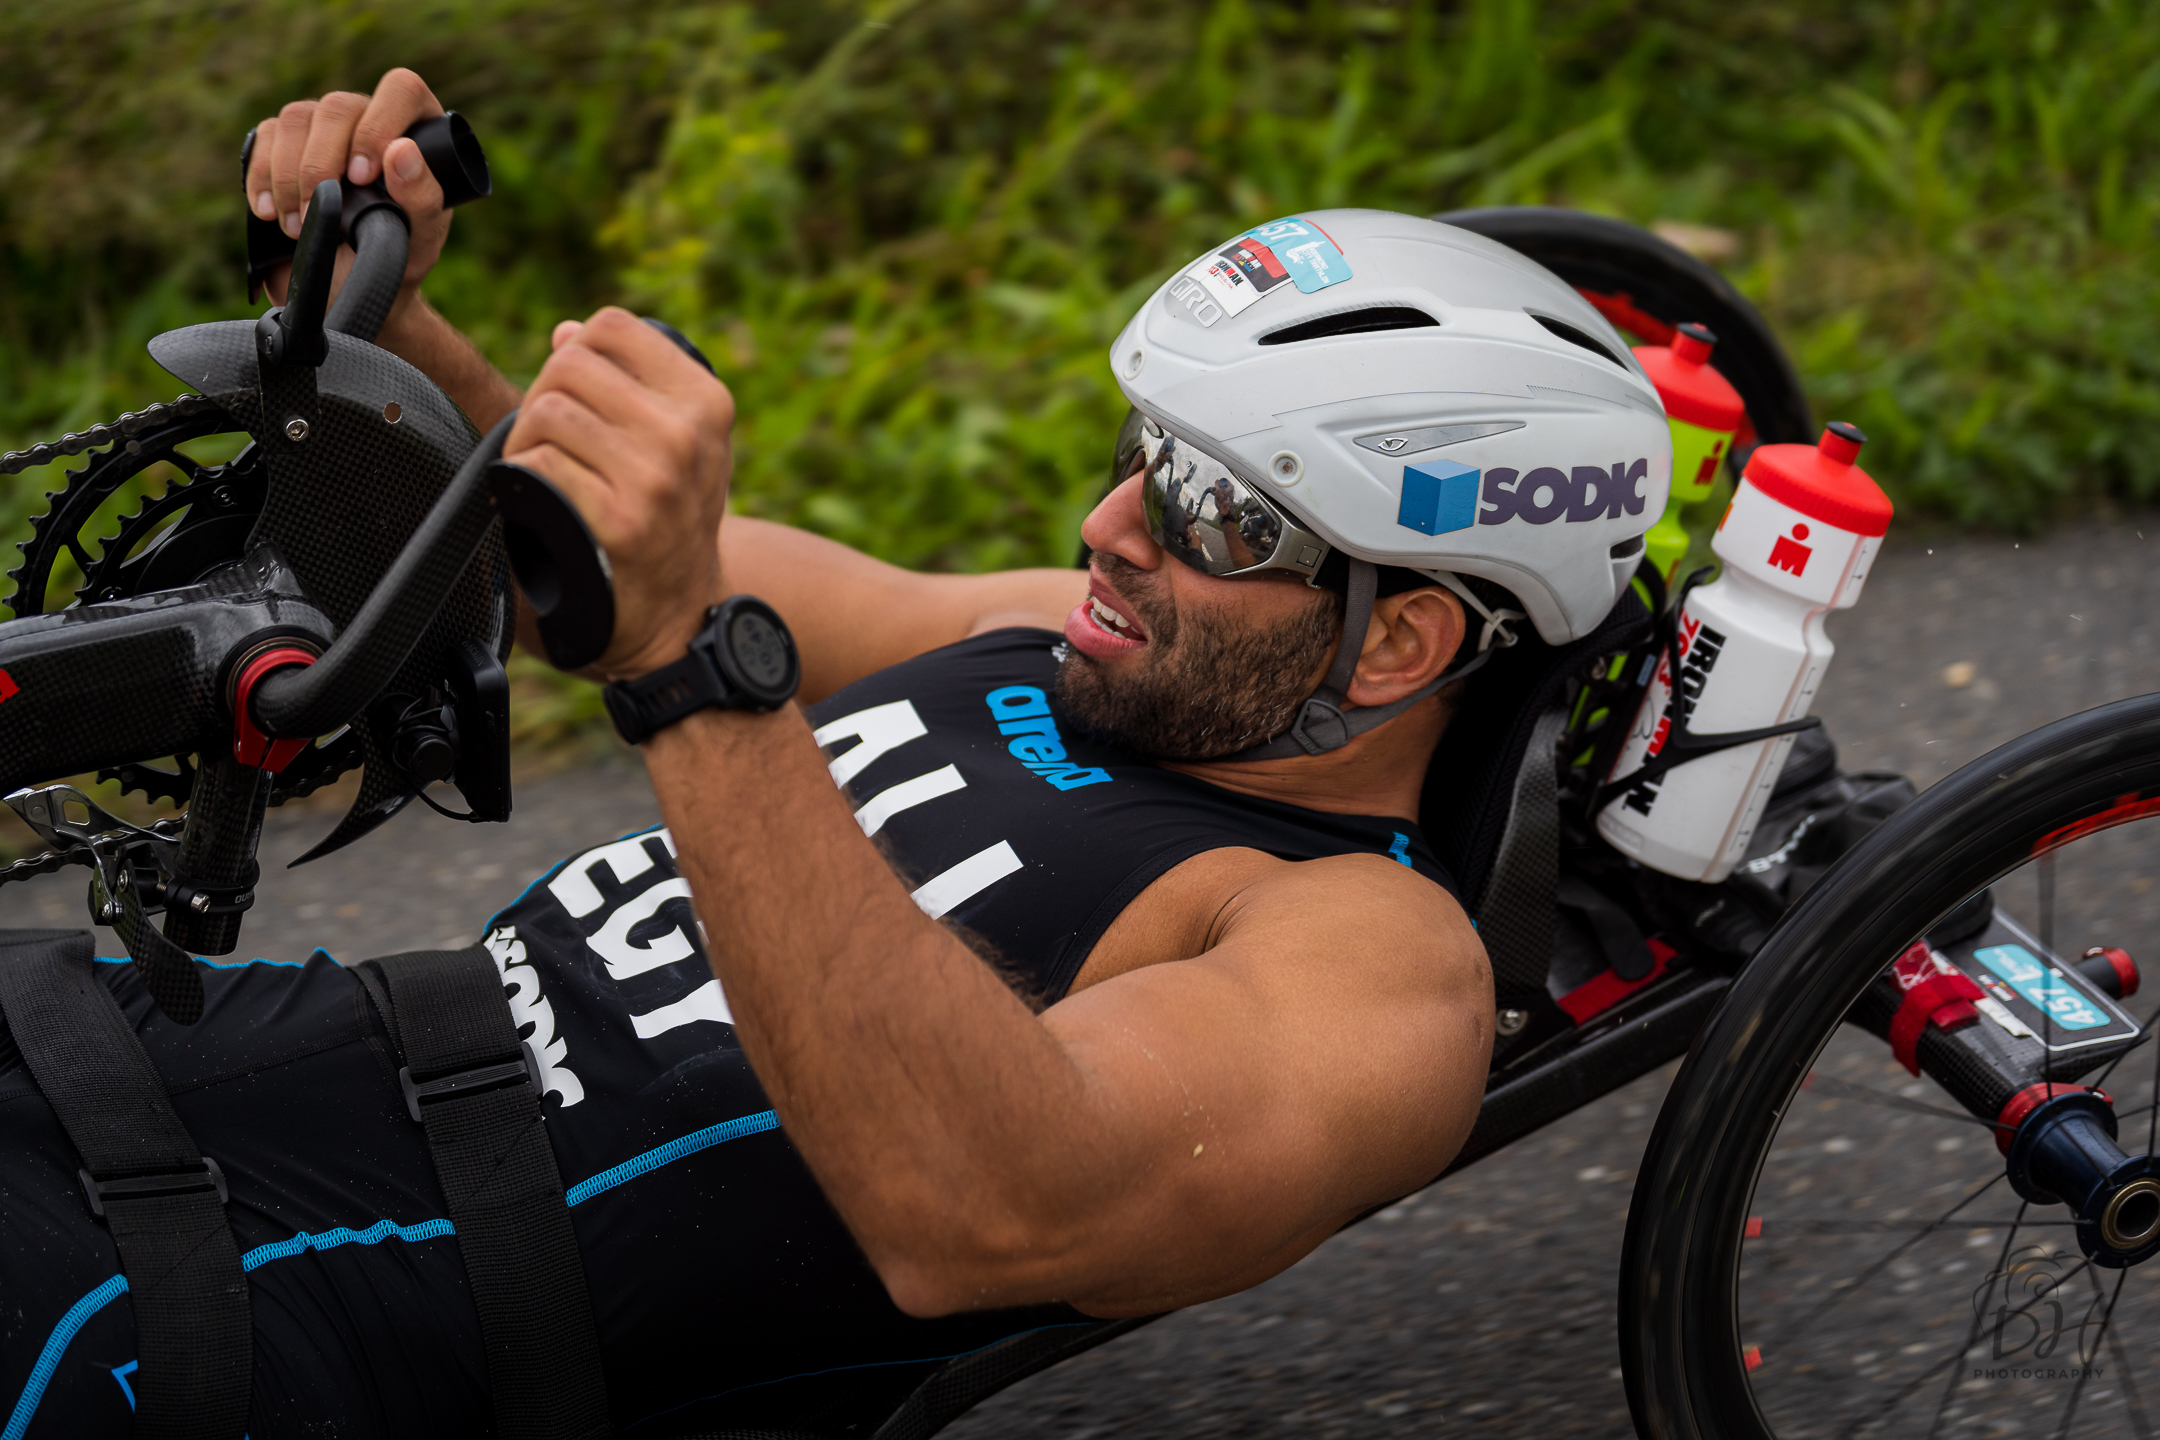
1396, 458, 1653, 536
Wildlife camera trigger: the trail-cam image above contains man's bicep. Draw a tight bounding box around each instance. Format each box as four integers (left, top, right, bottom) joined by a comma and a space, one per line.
1036, 863, 1491, 1313
720, 517, 1083, 700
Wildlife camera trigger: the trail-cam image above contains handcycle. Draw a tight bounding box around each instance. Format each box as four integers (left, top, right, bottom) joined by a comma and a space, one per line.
0, 120, 2154, 1440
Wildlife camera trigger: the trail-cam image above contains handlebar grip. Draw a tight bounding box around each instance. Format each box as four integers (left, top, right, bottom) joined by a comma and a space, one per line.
643, 317, 716, 373
491, 322, 712, 672
243, 111, 491, 300
407, 112, 492, 207
491, 461, 617, 673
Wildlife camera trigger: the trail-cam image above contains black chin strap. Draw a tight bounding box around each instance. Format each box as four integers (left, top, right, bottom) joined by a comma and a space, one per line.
1223, 559, 1505, 762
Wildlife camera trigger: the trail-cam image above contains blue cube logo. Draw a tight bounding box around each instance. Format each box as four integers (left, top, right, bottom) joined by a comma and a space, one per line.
1398, 459, 1480, 536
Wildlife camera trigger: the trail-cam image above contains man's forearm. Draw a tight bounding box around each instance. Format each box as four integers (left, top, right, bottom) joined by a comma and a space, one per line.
641, 704, 1113, 1312
376, 290, 523, 430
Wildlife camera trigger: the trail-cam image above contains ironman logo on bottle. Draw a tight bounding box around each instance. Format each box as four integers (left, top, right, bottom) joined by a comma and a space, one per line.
1597, 421, 1892, 884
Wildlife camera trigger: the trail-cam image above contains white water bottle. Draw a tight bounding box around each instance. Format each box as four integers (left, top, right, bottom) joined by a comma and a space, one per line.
1595, 422, 1892, 883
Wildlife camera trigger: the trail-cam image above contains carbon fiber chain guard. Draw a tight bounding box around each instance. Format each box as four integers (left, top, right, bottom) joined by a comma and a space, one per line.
148, 321, 514, 861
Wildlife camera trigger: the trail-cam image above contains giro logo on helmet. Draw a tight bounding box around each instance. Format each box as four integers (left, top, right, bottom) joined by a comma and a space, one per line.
1166, 215, 1355, 328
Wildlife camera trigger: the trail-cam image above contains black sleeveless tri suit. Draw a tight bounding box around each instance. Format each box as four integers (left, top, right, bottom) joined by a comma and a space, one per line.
0, 628, 1457, 1436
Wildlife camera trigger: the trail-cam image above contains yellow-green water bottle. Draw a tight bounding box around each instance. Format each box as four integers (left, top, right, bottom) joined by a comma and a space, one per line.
1632, 322, 1746, 590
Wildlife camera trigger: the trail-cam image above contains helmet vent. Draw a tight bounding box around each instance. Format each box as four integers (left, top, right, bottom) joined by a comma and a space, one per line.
1258, 306, 1439, 346
1528, 313, 1624, 369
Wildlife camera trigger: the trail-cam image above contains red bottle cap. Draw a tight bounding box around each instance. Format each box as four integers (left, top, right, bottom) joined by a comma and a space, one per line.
1632, 322, 1745, 432
1741, 422, 1893, 537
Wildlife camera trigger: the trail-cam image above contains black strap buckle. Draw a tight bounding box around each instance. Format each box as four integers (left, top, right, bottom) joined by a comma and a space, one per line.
399, 1042, 543, 1123
79, 1157, 228, 1219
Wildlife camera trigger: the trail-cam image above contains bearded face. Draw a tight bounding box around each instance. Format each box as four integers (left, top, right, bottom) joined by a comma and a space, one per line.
1053, 553, 1343, 761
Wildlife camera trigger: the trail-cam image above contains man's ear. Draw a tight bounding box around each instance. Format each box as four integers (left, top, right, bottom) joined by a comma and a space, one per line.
1345, 586, 1467, 707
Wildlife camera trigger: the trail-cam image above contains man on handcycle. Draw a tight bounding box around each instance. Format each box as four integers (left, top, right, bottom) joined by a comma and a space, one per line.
0, 70, 1672, 1436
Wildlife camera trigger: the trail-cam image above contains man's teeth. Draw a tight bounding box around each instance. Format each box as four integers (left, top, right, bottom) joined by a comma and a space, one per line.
1090, 597, 1139, 637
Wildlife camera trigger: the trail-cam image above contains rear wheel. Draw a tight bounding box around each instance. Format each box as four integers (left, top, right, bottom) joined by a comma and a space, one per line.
1435, 205, 1813, 461
1624, 694, 2160, 1438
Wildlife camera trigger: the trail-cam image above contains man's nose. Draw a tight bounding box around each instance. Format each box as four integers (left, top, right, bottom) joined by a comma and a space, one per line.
1079, 477, 1164, 572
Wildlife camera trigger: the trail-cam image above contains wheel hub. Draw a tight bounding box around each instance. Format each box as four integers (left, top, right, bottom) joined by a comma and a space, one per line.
2004, 1088, 2160, 1268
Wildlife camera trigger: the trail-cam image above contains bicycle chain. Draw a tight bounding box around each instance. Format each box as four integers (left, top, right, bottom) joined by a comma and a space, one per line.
2, 402, 208, 883
0, 394, 217, 476
0, 816, 188, 892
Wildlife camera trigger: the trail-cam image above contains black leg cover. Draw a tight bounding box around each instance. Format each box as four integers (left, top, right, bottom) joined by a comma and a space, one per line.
361, 945, 612, 1440
0, 929, 251, 1439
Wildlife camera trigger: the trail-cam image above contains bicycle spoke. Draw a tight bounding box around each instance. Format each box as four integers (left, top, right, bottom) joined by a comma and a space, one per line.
1766, 1216, 2073, 1234
2043, 1264, 2127, 1439
2148, 967, 2158, 1156
1907, 1246, 2097, 1439
1803, 1071, 1994, 1128
2100, 1274, 2157, 1440
1922, 1202, 2028, 1440
2083, 1024, 2152, 1094
2039, 853, 2056, 1059
1773, 1170, 2008, 1351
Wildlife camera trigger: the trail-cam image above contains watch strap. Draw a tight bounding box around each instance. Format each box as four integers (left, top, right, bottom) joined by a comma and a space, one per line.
603, 608, 732, 746
601, 597, 801, 746
603, 651, 727, 748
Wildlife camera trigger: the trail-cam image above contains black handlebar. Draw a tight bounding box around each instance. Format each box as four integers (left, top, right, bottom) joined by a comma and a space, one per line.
249, 410, 517, 738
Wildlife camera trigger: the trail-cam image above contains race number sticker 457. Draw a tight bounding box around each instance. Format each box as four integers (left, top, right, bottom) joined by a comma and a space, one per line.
1181, 216, 1353, 322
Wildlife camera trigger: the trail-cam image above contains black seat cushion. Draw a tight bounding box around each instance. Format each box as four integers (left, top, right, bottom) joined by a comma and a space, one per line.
1418, 589, 1653, 913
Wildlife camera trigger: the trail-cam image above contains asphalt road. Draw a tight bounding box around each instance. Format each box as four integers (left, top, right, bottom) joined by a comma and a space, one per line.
3, 516, 2158, 1437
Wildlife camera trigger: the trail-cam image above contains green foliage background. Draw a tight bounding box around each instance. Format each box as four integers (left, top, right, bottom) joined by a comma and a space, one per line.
4, 0, 2157, 636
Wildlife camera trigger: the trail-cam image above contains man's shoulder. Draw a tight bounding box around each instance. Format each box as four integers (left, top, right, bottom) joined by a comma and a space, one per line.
1232, 846, 1471, 947
1069, 843, 1474, 998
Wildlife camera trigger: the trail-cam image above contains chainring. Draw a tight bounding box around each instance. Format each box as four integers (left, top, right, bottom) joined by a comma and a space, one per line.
5, 405, 361, 806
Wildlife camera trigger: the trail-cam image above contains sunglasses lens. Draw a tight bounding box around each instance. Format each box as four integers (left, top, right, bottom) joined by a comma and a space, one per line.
1138, 426, 1288, 578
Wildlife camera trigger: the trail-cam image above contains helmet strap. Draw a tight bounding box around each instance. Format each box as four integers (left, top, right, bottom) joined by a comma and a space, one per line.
1221, 560, 1510, 762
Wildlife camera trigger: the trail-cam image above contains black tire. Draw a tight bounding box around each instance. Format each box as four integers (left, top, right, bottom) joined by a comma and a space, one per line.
1436, 206, 1814, 459
1621, 693, 2160, 1438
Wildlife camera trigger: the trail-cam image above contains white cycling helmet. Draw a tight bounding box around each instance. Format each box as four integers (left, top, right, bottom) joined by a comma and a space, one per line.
1107, 208, 1672, 758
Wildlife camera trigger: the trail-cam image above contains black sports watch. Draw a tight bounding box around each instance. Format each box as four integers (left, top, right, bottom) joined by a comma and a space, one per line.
603, 596, 801, 746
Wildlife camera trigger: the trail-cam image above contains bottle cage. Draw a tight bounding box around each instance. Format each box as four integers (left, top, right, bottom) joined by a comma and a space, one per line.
1589, 565, 1822, 816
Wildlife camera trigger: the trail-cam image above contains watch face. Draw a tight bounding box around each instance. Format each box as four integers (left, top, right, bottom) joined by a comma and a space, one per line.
727, 609, 795, 697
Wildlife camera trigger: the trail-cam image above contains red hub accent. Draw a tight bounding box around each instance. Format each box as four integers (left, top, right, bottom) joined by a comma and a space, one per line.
230, 646, 318, 772
1886, 941, 1984, 1075
1995, 1082, 2113, 1157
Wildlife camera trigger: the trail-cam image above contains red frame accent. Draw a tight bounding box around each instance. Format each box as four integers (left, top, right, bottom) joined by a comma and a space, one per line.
1556, 938, 1677, 1024
231, 647, 318, 772
0, 669, 18, 705
1579, 288, 1675, 348
1576, 287, 1759, 454
1885, 940, 1983, 1076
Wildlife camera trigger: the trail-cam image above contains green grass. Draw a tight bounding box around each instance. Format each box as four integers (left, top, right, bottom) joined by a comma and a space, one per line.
3, 0, 2156, 695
